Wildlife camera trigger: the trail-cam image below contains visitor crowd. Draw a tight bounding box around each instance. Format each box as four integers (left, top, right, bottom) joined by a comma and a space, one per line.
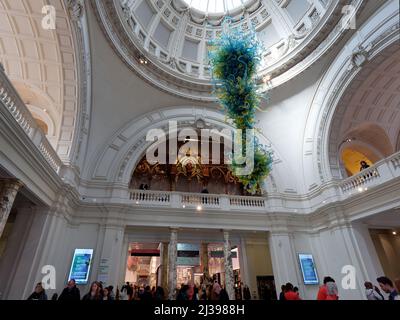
277, 276, 399, 301
26, 275, 399, 301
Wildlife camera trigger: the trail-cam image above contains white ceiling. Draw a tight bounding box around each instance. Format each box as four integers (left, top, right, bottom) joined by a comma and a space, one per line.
337, 44, 400, 156
363, 209, 400, 228
0, 0, 77, 151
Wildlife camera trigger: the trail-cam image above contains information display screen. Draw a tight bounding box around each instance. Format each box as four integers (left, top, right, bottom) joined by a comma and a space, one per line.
298, 253, 319, 285
68, 249, 93, 284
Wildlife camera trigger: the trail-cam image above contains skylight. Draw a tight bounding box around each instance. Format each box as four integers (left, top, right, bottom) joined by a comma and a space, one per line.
183, 0, 246, 14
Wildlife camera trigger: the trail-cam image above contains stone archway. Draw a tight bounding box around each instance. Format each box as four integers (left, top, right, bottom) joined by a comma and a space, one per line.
302, 1, 399, 186
0, 0, 92, 167
89, 106, 289, 194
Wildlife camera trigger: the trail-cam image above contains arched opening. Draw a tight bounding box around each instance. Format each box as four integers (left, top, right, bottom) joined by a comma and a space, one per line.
0, 0, 80, 162
128, 123, 259, 195
339, 123, 393, 177
10, 82, 58, 146
327, 42, 400, 179
396, 131, 400, 152
34, 118, 49, 135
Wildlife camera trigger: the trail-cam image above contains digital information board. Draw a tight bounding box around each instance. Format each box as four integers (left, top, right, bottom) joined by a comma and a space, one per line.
68, 249, 94, 285
298, 253, 319, 285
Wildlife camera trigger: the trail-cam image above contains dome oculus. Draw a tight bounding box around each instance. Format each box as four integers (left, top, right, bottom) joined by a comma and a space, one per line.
182, 0, 246, 14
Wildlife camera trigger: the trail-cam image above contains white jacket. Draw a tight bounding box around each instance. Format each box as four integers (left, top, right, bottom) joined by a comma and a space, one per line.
365, 288, 384, 300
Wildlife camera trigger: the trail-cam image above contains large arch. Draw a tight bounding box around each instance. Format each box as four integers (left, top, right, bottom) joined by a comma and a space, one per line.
329, 48, 400, 178
88, 106, 295, 194
302, 0, 399, 188
0, 0, 92, 167
339, 122, 393, 177
396, 131, 400, 152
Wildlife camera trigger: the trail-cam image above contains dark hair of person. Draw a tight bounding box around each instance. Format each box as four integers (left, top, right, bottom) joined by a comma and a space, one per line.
88, 281, 102, 294
323, 276, 335, 284
281, 285, 286, 291
155, 286, 165, 298
285, 283, 294, 291
377, 276, 393, 287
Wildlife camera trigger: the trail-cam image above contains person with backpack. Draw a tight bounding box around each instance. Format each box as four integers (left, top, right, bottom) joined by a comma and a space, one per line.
326, 280, 339, 300
317, 276, 338, 300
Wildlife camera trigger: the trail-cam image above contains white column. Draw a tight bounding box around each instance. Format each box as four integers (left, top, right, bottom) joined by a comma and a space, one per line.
351, 223, 385, 279
118, 235, 130, 287
168, 228, 178, 300
268, 232, 300, 296
223, 230, 235, 300
0, 179, 23, 238
239, 237, 251, 290
97, 224, 125, 289
161, 242, 169, 292
0, 205, 35, 299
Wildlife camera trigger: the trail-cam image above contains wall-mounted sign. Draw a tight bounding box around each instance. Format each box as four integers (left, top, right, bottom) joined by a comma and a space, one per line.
68, 249, 93, 285
177, 243, 199, 266
298, 253, 319, 285
97, 258, 109, 284
209, 250, 238, 258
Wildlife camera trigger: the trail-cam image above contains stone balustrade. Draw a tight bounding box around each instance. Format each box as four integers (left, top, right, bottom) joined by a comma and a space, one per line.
340, 151, 400, 194
129, 190, 267, 212
0, 67, 63, 173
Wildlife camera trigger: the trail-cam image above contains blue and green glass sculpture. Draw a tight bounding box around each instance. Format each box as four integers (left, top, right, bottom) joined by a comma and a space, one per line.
209, 19, 273, 194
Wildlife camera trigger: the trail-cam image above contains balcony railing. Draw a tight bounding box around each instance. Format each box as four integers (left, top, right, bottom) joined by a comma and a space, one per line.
129, 152, 400, 212
129, 190, 267, 212
0, 65, 63, 173
340, 151, 400, 194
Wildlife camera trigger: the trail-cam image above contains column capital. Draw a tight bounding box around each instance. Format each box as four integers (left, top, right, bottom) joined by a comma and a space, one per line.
0, 178, 23, 191
222, 230, 231, 240
0, 178, 23, 239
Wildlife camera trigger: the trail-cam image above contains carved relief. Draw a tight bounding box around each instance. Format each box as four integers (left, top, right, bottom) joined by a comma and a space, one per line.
67, 0, 84, 20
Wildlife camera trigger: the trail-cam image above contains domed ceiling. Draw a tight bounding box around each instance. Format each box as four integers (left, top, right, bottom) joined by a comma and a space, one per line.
93, 0, 351, 100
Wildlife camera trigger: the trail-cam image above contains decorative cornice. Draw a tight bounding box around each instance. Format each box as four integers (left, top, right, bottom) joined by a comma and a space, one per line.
67, 0, 84, 20
64, 0, 93, 173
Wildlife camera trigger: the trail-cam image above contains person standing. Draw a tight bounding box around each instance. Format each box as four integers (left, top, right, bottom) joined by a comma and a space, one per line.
394, 279, 400, 301
284, 283, 301, 300
58, 279, 81, 301
211, 276, 222, 301
186, 284, 197, 301
102, 287, 114, 301
243, 285, 251, 300
82, 281, 103, 300
326, 281, 339, 300
364, 281, 384, 300
140, 285, 153, 301
279, 285, 286, 301
27, 282, 48, 300
377, 276, 398, 300
317, 276, 337, 300
154, 286, 165, 300
360, 161, 370, 171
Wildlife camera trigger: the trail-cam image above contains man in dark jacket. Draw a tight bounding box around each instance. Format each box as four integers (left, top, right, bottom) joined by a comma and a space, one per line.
58, 279, 81, 301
